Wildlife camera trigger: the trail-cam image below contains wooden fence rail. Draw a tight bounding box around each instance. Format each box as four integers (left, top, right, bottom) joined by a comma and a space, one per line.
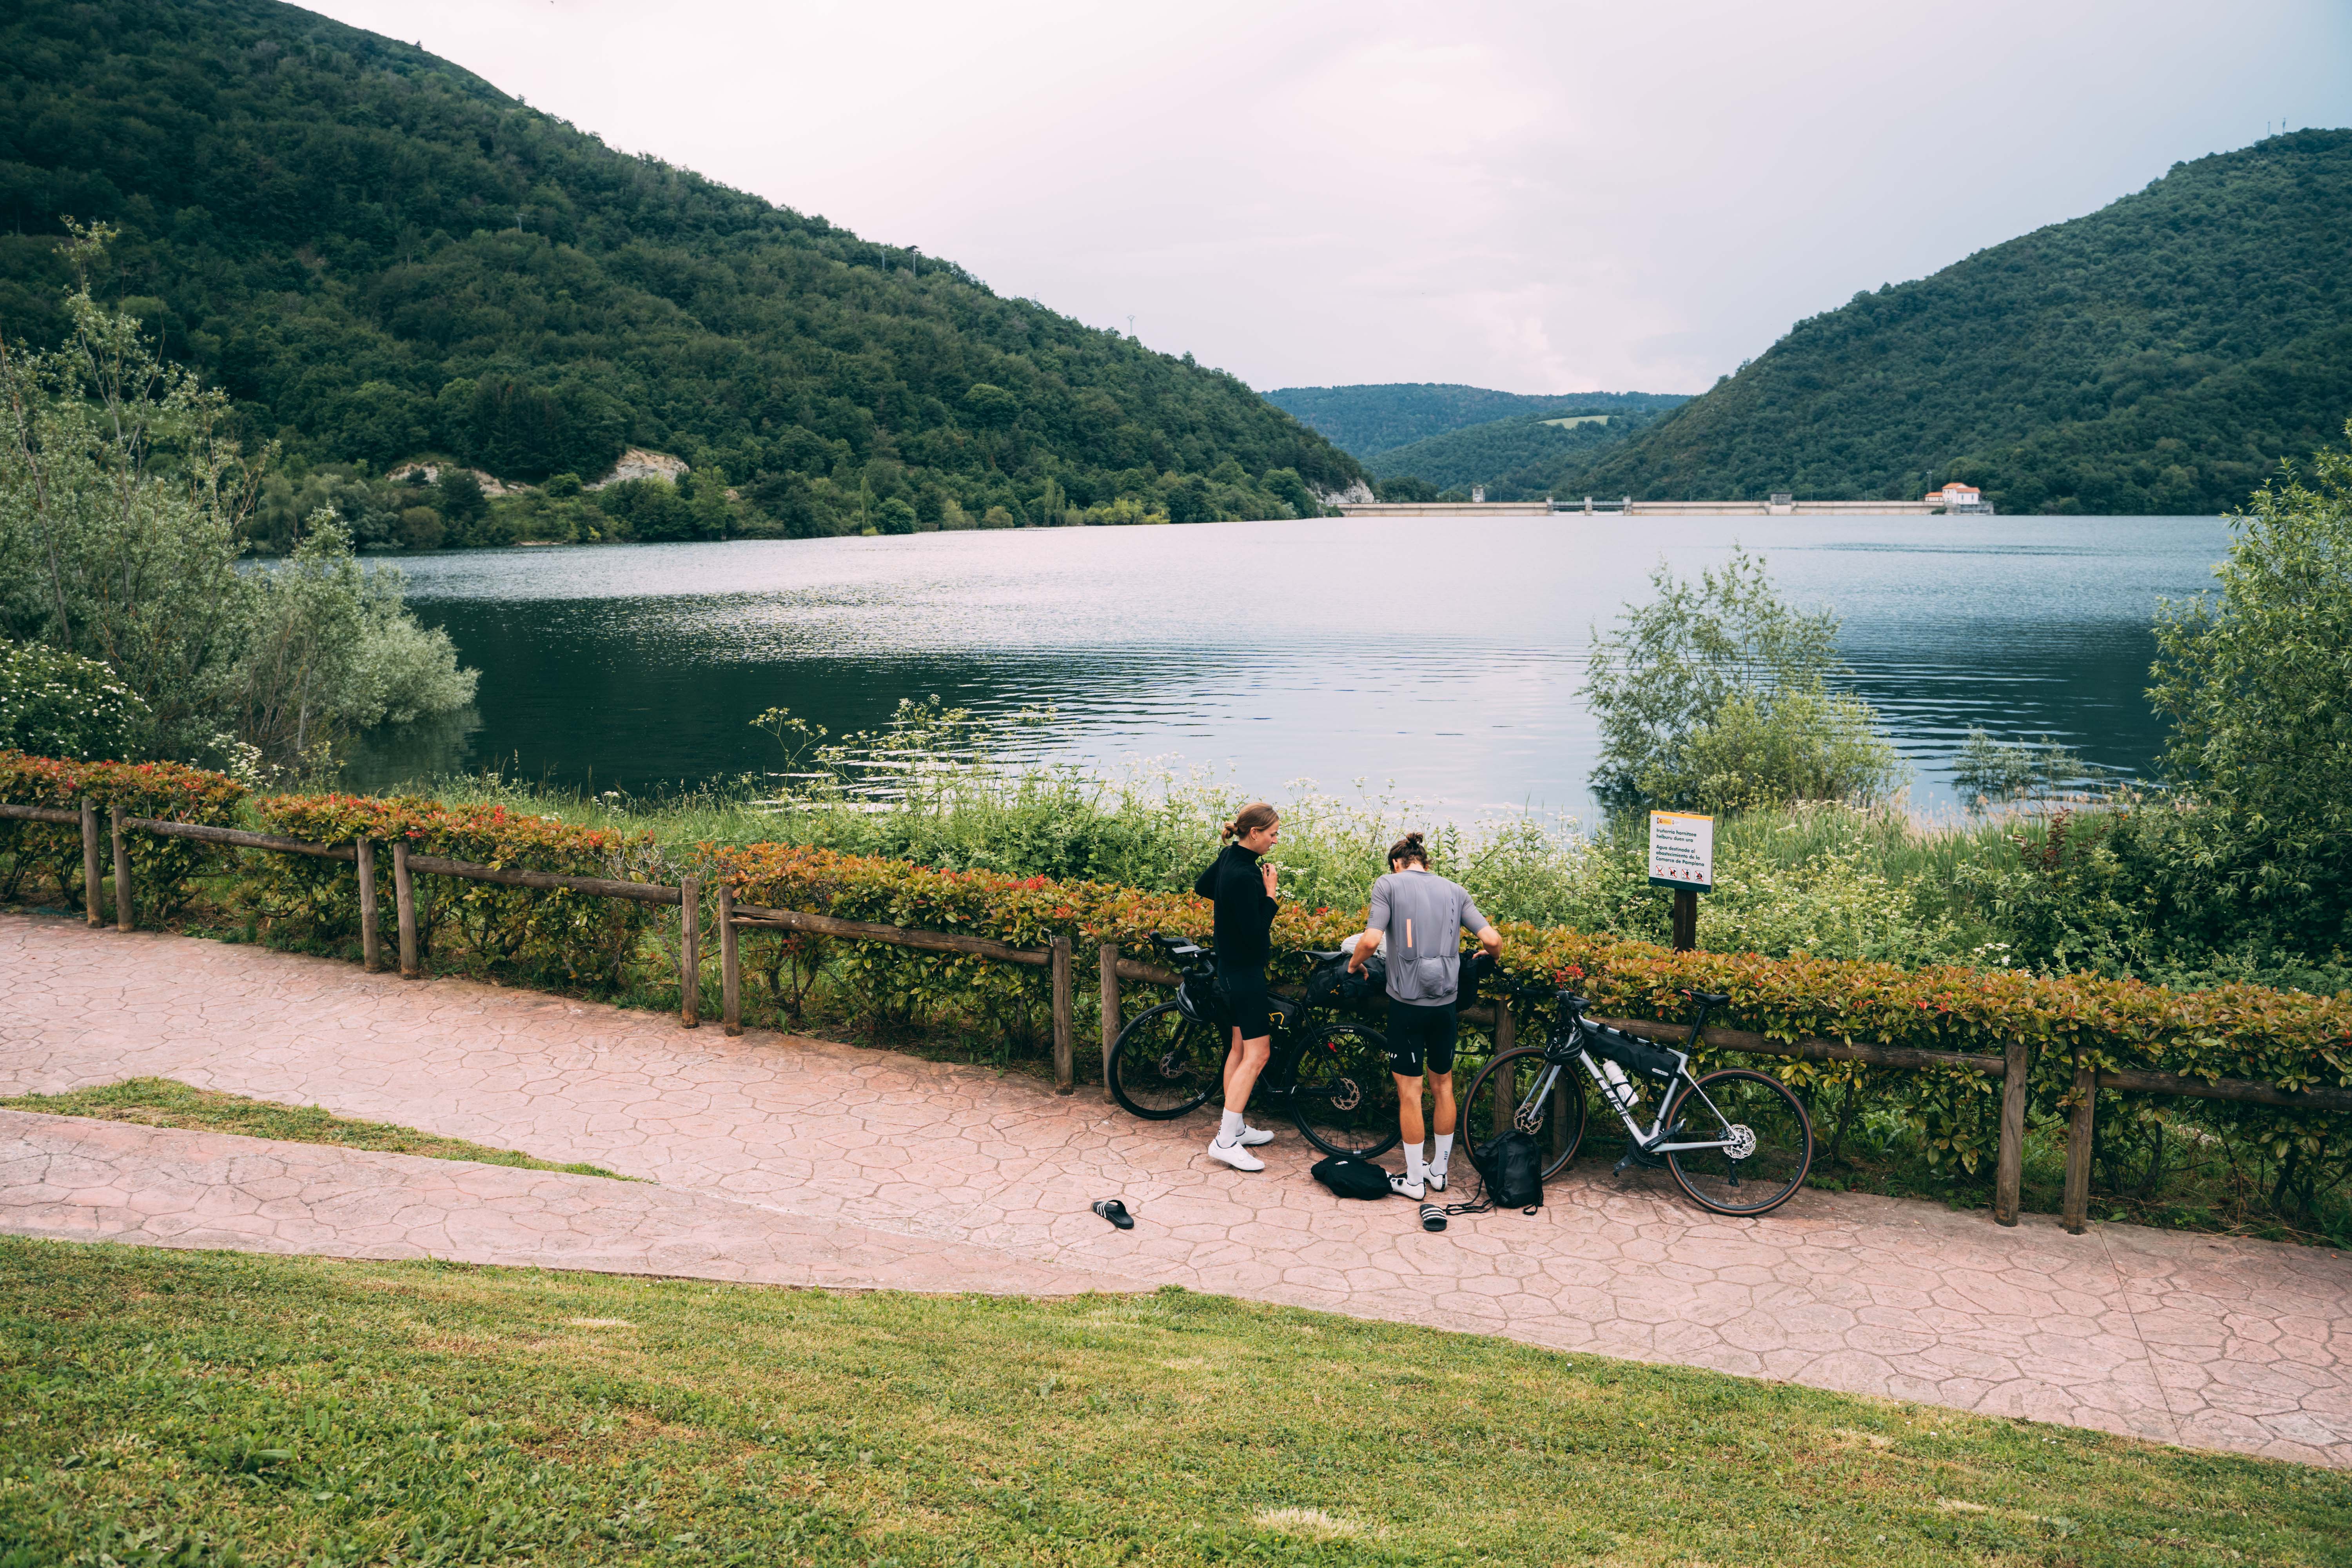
13, 805, 2348, 1238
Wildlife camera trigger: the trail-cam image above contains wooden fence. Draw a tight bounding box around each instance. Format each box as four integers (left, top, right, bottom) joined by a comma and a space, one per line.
12, 799, 2349, 1239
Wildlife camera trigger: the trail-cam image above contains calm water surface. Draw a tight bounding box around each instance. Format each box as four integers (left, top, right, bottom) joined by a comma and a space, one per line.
352, 514, 2230, 822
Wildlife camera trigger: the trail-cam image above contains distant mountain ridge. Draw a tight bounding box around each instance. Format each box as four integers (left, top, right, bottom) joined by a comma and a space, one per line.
1570, 131, 2352, 513
1261, 383, 1688, 457
0, 0, 1361, 540
1365, 406, 1675, 494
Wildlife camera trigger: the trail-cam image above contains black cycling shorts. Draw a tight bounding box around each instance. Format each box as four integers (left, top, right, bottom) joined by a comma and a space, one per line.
1215, 965, 1278, 1041
1386, 998, 1458, 1077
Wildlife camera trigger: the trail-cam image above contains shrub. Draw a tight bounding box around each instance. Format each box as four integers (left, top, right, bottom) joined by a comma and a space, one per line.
0, 750, 245, 911
250, 793, 669, 988
0, 641, 148, 760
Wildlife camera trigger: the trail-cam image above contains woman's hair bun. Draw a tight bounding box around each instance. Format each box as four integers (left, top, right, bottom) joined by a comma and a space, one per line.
1388, 831, 1430, 867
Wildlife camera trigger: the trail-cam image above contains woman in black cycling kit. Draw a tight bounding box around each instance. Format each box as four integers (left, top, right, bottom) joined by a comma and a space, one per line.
1192, 801, 1282, 1171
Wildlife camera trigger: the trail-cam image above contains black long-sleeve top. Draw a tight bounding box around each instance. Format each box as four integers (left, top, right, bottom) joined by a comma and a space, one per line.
1194, 844, 1277, 968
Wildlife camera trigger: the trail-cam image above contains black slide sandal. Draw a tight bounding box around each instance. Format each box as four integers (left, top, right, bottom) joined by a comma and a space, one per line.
1091, 1199, 1134, 1230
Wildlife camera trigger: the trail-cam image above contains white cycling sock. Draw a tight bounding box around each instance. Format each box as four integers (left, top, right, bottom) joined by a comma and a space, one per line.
1432, 1133, 1454, 1175
1216, 1109, 1245, 1145
1406, 1143, 1428, 1183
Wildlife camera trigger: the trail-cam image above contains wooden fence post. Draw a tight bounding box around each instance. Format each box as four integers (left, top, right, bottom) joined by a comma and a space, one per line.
1994, 1039, 2028, 1227
357, 839, 381, 973
1098, 943, 1120, 1103
392, 839, 419, 978
109, 808, 132, 931
2062, 1051, 2097, 1234
719, 883, 741, 1036
679, 875, 700, 1028
80, 799, 101, 927
1050, 934, 1075, 1094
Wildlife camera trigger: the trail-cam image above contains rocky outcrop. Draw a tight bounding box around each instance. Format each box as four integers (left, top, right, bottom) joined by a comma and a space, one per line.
588, 448, 688, 488
1314, 480, 1376, 507
385, 461, 518, 496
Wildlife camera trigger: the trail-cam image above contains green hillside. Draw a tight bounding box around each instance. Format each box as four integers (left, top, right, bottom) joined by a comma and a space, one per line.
1572, 131, 2352, 513
1261, 383, 1686, 457
0, 0, 1361, 543
1365, 405, 1677, 493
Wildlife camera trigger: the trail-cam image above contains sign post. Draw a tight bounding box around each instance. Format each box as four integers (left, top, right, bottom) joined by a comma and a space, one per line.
1647, 811, 1714, 952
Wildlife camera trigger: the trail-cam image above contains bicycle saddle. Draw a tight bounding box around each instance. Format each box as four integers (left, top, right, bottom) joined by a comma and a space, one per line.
1686, 990, 1731, 1007
1304, 949, 1347, 963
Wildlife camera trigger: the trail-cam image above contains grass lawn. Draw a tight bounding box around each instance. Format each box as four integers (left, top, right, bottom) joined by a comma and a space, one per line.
0, 1078, 634, 1181
0, 1241, 2345, 1566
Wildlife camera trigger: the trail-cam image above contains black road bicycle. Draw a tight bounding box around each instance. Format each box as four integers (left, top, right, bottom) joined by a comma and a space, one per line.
1107, 934, 1399, 1158
1459, 982, 1814, 1216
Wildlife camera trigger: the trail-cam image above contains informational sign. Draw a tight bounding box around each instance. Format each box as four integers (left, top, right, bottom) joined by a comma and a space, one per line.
1647, 811, 1715, 892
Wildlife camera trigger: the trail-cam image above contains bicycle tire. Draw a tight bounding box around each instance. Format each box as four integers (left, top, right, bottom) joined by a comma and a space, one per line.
1459, 1047, 1587, 1181
1287, 1022, 1401, 1159
1663, 1067, 1814, 1216
1108, 1001, 1222, 1120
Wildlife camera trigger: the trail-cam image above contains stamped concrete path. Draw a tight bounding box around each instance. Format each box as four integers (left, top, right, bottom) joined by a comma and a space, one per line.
4, 912, 2348, 1470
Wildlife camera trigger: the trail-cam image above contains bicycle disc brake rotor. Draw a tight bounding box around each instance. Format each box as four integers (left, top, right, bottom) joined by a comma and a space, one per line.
1327, 1077, 1361, 1112
1514, 1104, 1544, 1133
1156, 1052, 1190, 1081
1725, 1122, 1757, 1160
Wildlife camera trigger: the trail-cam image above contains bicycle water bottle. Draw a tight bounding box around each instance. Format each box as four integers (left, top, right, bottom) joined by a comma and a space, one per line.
1600, 1060, 1639, 1112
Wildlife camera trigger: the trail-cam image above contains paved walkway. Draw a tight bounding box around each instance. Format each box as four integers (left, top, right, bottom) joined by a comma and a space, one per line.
3, 912, 2348, 1470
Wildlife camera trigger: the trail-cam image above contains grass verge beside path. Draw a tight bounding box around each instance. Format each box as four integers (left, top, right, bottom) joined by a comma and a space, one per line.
1, 1241, 2345, 1566
0, 1078, 636, 1181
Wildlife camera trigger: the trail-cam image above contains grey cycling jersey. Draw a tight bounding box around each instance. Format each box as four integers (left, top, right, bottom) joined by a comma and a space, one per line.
1365, 869, 1489, 1005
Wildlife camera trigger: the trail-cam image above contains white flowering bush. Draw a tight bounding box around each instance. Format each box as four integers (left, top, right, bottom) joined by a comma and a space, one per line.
0, 641, 147, 760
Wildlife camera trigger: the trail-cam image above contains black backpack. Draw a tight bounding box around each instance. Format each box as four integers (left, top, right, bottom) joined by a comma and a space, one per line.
1471, 1129, 1545, 1211
1310, 1155, 1394, 1200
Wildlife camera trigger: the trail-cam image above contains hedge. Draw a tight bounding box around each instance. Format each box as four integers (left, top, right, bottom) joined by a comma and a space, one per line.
4, 755, 2347, 1194
710, 841, 2352, 1178
250, 793, 669, 987
0, 751, 246, 915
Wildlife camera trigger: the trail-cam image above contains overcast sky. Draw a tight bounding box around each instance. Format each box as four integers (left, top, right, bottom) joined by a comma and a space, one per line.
312, 0, 2352, 397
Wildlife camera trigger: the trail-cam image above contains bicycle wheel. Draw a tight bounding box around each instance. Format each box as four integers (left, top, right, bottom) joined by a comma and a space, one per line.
1459, 1047, 1586, 1181
1288, 1022, 1401, 1159
1108, 1001, 1223, 1120
1663, 1067, 1814, 1216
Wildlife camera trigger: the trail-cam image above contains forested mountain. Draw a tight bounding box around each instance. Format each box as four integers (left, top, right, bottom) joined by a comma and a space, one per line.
1571, 131, 2352, 513
0, 0, 1361, 544
1261, 383, 1686, 457
1365, 405, 1676, 494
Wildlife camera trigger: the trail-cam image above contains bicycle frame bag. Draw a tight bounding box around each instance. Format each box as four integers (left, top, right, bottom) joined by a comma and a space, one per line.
1311, 1154, 1394, 1200
1584, 1021, 1681, 1087
1471, 1129, 1544, 1211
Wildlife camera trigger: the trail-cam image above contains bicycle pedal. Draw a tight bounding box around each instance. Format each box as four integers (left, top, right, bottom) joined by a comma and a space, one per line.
1612, 1148, 1666, 1176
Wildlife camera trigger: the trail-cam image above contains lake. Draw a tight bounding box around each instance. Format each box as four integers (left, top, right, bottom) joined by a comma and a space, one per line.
350, 513, 2231, 824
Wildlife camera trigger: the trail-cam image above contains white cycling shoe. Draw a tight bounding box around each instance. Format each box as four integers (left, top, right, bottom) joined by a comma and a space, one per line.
1238, 1125, 1276, 1147
1426, 1168, 1448, 1192
1388, 1171, 1426, 1200
1207, 1136, 1265, 1172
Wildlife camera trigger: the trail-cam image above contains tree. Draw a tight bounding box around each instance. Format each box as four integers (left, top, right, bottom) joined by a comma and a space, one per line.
1582, 551, 1902, 813
0, 639, 147, 759
0, 225, 475, 768
2147, 420, 2352, 941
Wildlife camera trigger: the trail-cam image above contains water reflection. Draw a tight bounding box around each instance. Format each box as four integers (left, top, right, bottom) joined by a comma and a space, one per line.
354, 514, 2230, 819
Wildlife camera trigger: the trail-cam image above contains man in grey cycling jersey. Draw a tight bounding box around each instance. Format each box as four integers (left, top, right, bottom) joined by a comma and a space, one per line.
1347, 831, 1502, 1199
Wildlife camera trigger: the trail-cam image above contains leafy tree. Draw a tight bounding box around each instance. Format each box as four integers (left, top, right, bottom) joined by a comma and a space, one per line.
436, 470, 488, 526
875, 496, 918, 535
0, 227, 475, 766
2145, 421, 2352, 948
1582, 552, 1902, 813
